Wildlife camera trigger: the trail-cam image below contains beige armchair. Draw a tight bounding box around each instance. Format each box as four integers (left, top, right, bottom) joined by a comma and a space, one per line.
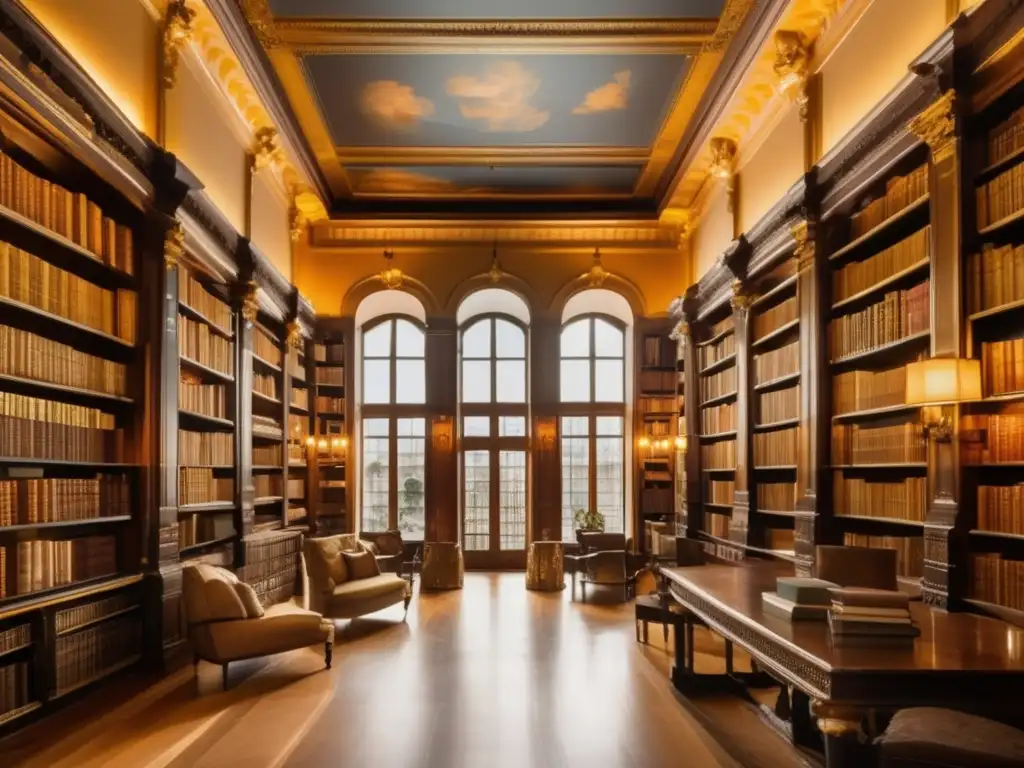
566, 550, 638, 603
303, 534, 411, 620
182, 563, 334, 690
359, 529, 407, 574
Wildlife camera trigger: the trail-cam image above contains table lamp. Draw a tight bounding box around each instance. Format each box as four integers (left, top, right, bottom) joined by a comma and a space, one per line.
905, 358, 982, 440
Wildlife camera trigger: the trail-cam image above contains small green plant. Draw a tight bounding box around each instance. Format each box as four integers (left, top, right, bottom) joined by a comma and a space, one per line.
573, 508, 605, 532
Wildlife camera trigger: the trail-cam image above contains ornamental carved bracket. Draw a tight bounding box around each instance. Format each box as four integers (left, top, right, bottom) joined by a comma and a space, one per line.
792, 219, 815, 273
730, 278, 754, 312
709, 137, 738, 213
164, 221, 185, 270
163, 0, 196, 89
908, 90, 957, 165
252, 126, 283, 173
241, 280, 259, 325
286, 320, 303, 348
774, 30, 810, 122
289, 205, 306, 242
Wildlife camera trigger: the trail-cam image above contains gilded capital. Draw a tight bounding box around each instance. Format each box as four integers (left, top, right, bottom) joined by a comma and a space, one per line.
252, 127, 283, 173
773, 30, 810, 121
241, 281, 259, 325
792, 220, 815, 272
162, 0, 196, 89
164, 221, 185, 270
730, 279, 753, 311
709, 137, 738, 213
289, 205, 306, 243
286, 320, 303, 348
908, 90, 957, 165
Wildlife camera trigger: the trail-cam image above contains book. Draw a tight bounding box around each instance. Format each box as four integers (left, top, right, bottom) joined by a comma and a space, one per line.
753, 427, 798, 466
827, 587, 911, 609
828, 614, 919, 637
776, 577, 838, 605
762, 592, 829, 621
753, 296, 797, 340
755, 340, 799, 384
758, 385, 799, 424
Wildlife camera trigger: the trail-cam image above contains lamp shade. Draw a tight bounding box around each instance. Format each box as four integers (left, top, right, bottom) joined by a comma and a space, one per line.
905, 358, 982, 405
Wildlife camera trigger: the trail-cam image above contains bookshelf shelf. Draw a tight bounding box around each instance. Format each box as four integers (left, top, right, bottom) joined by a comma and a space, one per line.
179, 464, 234, 470
0, 701, 42, 728
55, 604, 140, 637
754, 418, 800, 432
702, 467, 736, 474
289, 404, 309, 414
752, 372, 800, 393
752, 274, 798, 309
178, 410, 234, 430
742, 542, 798, 563
252, 465, 283, 473
833, 514, 926, 527
696, 327, 734, 347
753, 465, 798, 472
254, 428, 284, 442
699, 353, 737, 377
831, 258, 930, 313
750, 319, 799, 351
832, 403, 919, 422
829, 330, 930, 369
0, 374, 132, 406
977, 145, 1024, 183
0, 516, 132, 534
252, 354, 282, 375
252, 390, 282, 407
179, 356, 234, 384
0, 458, 136, 471
0, 574, 142, 622
978, 206, 1024, 237
699, 430, 737, 442
0, 640, 31, 661
704, 502, 733, 511
177, 301, 232, 340
968, 298, 1024, 322
179, 534, 237, 558
0, 295, 134, 354
701, 391, 738, 408
832, 462, 928, 469
254, 496, 284, 506
967, 462, 1024, 468
970, 529, 1024, 542
50, 654, 142, 700
755, 509, 799, 518
828, 195, 930, 263
178, 501, 236, 514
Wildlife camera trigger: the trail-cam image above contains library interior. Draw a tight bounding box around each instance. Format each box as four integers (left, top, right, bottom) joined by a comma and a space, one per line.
0, 0, 1023, 766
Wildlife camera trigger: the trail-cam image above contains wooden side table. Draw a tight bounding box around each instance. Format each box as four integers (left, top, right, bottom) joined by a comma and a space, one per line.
526, 541, 565, 591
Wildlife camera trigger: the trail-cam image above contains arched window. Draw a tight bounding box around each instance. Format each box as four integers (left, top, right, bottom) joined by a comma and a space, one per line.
458, 289, 530, 565
559, 290, 632, 542
359, 312, 427, 540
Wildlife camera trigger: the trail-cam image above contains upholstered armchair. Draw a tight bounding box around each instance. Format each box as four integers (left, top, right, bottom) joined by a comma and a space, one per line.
566, 550, 639, 603
359, 529, 406, 574
303, 533, 411, 621
182, 563, 334, 690
577, 531, 634, 554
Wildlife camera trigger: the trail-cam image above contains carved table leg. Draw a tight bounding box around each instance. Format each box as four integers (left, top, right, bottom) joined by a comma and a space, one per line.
812, 701, 875, 768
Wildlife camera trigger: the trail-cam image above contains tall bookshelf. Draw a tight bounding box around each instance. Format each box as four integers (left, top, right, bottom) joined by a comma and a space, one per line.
250, 315, 286, 530
636, 323, 677, 550
312, 321, 348, 536
285, 324, 311, 530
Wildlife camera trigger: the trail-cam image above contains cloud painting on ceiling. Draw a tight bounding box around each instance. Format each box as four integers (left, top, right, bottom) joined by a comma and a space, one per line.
346, 165, 642, 196
304, 53, 690, 148
268, 0, 724, 20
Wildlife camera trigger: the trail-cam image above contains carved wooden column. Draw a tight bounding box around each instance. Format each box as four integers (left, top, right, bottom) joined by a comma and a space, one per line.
909, 90, 962, 607
426, 316, 458, 542
234, 273, 257, 547
730, 280, 754, 551
529, 313, 562, 541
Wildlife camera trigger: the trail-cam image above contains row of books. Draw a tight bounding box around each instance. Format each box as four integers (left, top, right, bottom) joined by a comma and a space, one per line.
965, 243, 1024, 315
179, 315, 234, 378
0, 392, 122, 463
704, 511, 730, 538
977, 484, 1024, 536
287, 478, 305, 498
638, 369, 677, 393
828, 587, 917, 642
179, 429, 234, 466
702, 440, 736, 470
698, 332, 735, 370
833, 365, 909, 415
701, 402, 735, 434
291, 387, 309, 410
315, 367, 344, 386
987, 105, 1024, 166
641, 335, 674, 368
759, 482, 796, 512
753, 427, 797, 466
765, 528, 794, 552
0, 151, 135, 275
700, 368, 736, 401
709, 480, 734, 505
0, 661, 30, 719
0, 325, 127, 397
254, 371, 278, 401
254, 474, 282, 498
288, 348, 306, 382
178, 266, 231, 336
240, 557, 298, 607
962, 414, 1024, 464
759, 385, 799, 425
970, 553, 1024, 611
179, 377, 227, 420
316, 396, 345, 415
55, 591, 138, 635
179, 511, 235, 549
831, 422, 927, 465
254, 326, 282, 369
828, 283, 930, 361
0, 244, 137, 344
638, 396, 675, 414
254, 444, 282, 466
754, 340, 798, 385
0, 476, 130, 526
708, 316, 733, 340
644, 420, 672, 437
832, 227, 930, 303
178, 467, 233, 506
832, 474, 927, 522
843, 533, 923, 577
976, 158, 1024, 228
53, 615, 141, 697
849, 164, 928, 239
314, 342, 345, 363
0, 624, 29, 655
753, 296, 797, 341
642, 487, 673, 515
11, 536, 116, 597
981, 338, 1024, 396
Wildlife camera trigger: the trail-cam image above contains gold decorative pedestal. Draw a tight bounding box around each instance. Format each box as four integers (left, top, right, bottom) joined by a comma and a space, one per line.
526, 541, 565, 591
421, 542, 464, 590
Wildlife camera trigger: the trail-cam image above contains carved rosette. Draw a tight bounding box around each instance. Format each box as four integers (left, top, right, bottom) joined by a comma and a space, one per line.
252, 126, 283, 173
773, 30, 810, 121
164, 221, 185, 270
908, 90, 957, 165
163, 0, 196, 89
241, 281, 259, 326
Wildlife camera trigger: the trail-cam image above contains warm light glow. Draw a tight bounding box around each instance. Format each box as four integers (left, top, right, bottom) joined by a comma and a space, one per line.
674, 435, 687, 452
905, 358, 982, 405
638, 436, 650, 449
318, 438, 328, 450
305, 436, 315, 448
340, 436, 349, 449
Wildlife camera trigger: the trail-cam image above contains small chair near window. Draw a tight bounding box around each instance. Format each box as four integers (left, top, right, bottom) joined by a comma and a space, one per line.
303, 534, 411, 622
566, 550, 641, 603
359, 529, 407, 574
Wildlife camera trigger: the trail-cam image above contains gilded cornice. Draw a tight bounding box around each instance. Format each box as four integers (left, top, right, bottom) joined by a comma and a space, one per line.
908, 90, 957, 165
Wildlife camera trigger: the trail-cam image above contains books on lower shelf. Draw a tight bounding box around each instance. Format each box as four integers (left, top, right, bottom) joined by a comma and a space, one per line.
833, 227, 930, 302
980, 338, 1024, 396
314, 342, 344, 363
0, 325, 128, 397
53, 614, 141, 697
288, 347, 306, 381
55, 591, 137, 634
253, 415, 283, 439
976, 158, 1024, 228
290, 388, 309, 410
833, 365, 909, 414
966, 243, 1024, 314
708, 316, 733, 339
753, 296, 797, 341
843, 533, 924, 578
755, 340, 798, 384
0, 243, 137, 343
287, 478, 305, 499
709, 480, 734, 505
977, 485, 1024, 536
178, 467, 233, 506
704, 511, 729, 538
0, 476, 130, 526
698, 333, 735, 369
179, 429, 233, 466
253, 444, 282, 466
829, 282, 930, 361
254, 371, 278, 401
254, 326, 282, 369
759, 482, 797, 512
0, 624, 29, 654
831, 421, 926, 464
179, 315, 233, 377
638, 396, 675, 415
766, 528, 794, 552
962, 414, 1024, 463
849, 164, 928, 239
0, 392, 123, 463
238, 531, 301, 606
833, 473, 927, 522
642, 487, 673, 515
638, 368, 676, 392
13, 535, 116, 596
0, 661, 31, 719
701, 441, 735, 470
701, 402, 735, 434
315, 396, 344, 414
970, 553, 1024, 611
758, 386, 799, 424
178, 265, 230, 335
315, 367, 344, 386
753, 427, 797, 466
179, 376, 227, 420
827, 587, 918, 641
700, 368, 736, 401
254, 474, 282, 499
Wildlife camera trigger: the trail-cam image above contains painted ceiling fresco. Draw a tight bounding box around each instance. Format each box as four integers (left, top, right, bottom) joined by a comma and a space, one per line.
267, 0, 726, 20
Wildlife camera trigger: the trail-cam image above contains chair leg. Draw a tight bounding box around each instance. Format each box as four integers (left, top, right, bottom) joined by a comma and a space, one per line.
663, 620, 669, 646
403, 595, 411, 621
643, 621, 649, 645
222, 663, 229, 691
193, 653, 200, 672
325, 640, 333, 669
635, 620, 640, 643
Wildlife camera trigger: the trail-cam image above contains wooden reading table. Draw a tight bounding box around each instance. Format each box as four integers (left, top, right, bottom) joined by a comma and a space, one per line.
662, 561, 1024, 767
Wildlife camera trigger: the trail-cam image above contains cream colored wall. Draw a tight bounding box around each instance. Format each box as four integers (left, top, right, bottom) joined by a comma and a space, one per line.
165, 56, 249, 236
737, 107, 803, 234
692, 183, 733, 282
820, 0, 947, 156
251, 172, 293, 282
22, 0, 158, 136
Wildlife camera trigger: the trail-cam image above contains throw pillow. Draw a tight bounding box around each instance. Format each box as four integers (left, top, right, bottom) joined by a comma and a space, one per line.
342, 550, 380, 581
202, 576, 248, 622
233, 581, 265, 619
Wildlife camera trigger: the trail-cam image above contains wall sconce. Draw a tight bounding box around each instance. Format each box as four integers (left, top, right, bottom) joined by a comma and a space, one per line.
379, 248, 404, 290
305, 436, 315, 448
317, 438, 328, 451
674, 435, 688, 453
638, 436, 651, 450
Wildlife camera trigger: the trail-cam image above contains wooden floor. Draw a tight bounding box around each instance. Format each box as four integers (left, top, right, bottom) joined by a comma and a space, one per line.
2, 573, 810, 768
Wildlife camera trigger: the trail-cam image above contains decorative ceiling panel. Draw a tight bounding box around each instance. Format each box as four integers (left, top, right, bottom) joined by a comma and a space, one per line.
267, 0, 726, 20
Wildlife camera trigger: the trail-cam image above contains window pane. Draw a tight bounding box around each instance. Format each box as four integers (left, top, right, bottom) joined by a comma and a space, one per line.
596, 436, 624, 535
395, 319, 424, 357
397, 418, 426, 540
362, 418, 390, 532
594, 318, 623, 357
596, 416, 624, 436
464, 451, 490, 551
464, 416, 490, 437
499, 416, 526, 437
363, 321, 391, 357
499, 451, 527, 550
560, 319, 590, 357
462, 320, 491, 358
462, 359, 491, 403
496, 360, 526, 403
594, 359, 624, 402
395, 359, 426, 403
495, 319, 524, 358
560, 360, 590, 402
561, 435, 590, 542
363, 359, 391, 404
561, 416, 589, 436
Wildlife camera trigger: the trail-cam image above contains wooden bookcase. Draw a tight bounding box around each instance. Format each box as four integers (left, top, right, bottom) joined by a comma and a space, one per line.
635, 323, 677, 551
250, 314, 286, 530
312, 320, 349, 536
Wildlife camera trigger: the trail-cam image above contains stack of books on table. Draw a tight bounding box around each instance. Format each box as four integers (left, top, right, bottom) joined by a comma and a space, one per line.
762, 577, 838, 621
827, 587, 919, 645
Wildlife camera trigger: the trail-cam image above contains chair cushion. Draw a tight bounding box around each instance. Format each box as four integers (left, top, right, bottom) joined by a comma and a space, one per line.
342, 550, 380, 581
877, 707, 1024, 768
234, 581, 265, 619
304, 534, 361, 590
359, 539, 380, 555
182, 564, 247, 625
331, 573, 407, 602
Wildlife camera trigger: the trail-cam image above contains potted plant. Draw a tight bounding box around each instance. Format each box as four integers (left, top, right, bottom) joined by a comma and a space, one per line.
573, 508, 605, 547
